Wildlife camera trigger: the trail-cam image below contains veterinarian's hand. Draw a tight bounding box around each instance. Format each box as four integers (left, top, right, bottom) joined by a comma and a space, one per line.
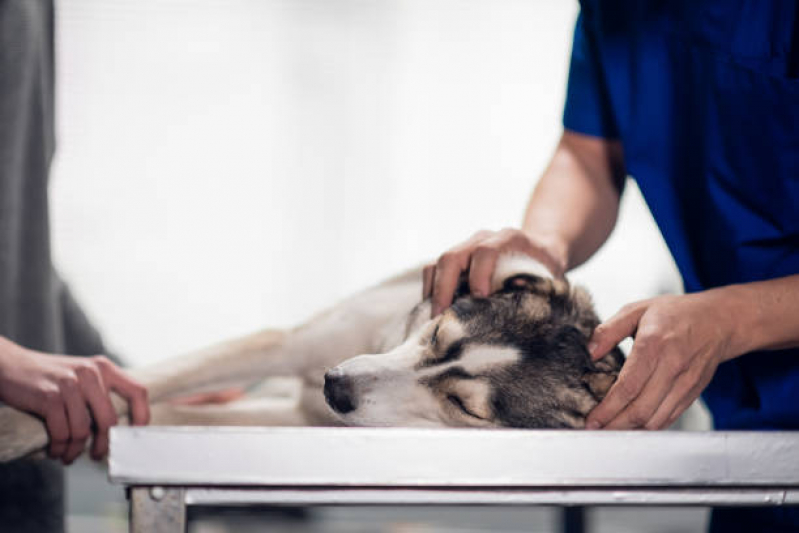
424, 228, 567, 316
584, 291, 744, 430
0, 338, 149, 463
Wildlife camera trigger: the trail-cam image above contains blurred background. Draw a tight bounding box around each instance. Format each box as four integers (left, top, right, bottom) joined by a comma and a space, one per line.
51, 0, 706, 531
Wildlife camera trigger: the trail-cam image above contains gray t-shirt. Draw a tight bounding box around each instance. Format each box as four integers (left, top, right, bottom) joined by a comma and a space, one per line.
1, 1, 108, 531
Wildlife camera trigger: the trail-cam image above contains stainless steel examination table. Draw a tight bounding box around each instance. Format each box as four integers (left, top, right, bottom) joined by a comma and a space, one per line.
108, 427, 799, 533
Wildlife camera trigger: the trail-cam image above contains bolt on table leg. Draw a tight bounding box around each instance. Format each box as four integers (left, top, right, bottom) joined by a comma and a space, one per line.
130, 487, 186, 533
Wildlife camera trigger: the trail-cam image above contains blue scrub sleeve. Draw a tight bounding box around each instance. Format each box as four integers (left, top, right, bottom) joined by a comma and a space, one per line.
562, 12, 620, 139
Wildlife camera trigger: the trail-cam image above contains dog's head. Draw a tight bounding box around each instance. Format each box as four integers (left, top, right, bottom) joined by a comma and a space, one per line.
324, 255, 623, 428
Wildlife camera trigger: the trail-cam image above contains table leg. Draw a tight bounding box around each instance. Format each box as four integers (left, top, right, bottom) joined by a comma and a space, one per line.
561, 506, 586, 533
130, 487, 186, 533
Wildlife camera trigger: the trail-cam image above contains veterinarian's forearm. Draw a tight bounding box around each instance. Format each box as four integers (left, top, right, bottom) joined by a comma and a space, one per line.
522, 130, 625, 271
719, 274, 799, 358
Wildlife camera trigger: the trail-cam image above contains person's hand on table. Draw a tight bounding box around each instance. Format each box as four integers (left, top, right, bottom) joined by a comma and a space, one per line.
423, 228, 567, 317
0, 339, 150, 464
585, 291, 742, 430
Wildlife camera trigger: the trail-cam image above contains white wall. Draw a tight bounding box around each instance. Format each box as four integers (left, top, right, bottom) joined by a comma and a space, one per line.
51, 0, 681, 367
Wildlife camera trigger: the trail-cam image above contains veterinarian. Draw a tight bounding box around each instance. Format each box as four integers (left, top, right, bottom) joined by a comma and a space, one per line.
0, 2, 150, 531
428, 2, 799, 531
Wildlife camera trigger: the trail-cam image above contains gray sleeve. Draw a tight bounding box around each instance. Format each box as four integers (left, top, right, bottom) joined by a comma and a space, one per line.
57, 278, 125, 366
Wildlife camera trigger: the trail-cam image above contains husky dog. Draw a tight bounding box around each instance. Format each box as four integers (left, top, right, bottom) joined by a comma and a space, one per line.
0, 254, 622, 462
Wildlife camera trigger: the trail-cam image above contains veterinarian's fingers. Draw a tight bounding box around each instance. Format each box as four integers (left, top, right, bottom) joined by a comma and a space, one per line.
98, 357, 150, 426
644, 377, 694, 430
45, 402, 70, 459
588, 302, 648, 360
76, 364, 118, 459
585, 345, 657, 429
665, 393, 703, 429
648, 367, 714, 430
422, 264, 435, 299
432, 252, 470, 316
430, 231, 495, 314
468, 243, 500, 297
602, 361, 682, 429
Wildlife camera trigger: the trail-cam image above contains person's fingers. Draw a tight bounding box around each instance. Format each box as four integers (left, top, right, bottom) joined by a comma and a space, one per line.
467, 241, 501, 298
602, 356, 685, 429
663, 394, 701, 429
60, 374, 92, 464
97, 357, 150, 426
588, 302, 648, 361
643, 369, 697, 430
75, 363, 118, 460
422, 264, 435, 299
431, 252, 469, 317
90, 427, 109, 462
649, 367, 714, 430
62, 437, 88, 465
585, 340, 658, 429
44, 399, 70, 460
429, 231, 494, 315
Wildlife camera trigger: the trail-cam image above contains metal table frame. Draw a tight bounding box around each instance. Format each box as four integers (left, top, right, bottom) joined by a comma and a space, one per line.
109, 427, 799, 533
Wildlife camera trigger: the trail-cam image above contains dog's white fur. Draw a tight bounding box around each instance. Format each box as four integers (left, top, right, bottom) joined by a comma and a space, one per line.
0, 254, 552, 462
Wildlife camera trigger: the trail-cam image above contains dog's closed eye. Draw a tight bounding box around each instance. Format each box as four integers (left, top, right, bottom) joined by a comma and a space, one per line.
447, 394, 485, 420
431, 324, 440, 345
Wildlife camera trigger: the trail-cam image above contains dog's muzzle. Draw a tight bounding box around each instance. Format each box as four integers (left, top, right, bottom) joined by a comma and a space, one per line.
324, 367, 356, 414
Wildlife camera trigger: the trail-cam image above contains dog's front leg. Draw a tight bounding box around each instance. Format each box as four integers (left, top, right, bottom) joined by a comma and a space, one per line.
129, 328, 294, 404
148, 396, 319, 427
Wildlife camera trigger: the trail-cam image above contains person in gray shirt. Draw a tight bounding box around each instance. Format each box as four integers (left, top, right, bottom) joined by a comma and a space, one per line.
0, 1, 150, 531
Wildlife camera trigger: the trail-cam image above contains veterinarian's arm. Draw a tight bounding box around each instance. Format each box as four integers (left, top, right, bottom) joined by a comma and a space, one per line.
426, 130, 625, 316
523, 130, 625, 271
0, 337, 149, 463
585, 274, 799, 430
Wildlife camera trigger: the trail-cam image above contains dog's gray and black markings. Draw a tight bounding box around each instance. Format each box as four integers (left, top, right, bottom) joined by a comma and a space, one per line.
416, 274, 624, 429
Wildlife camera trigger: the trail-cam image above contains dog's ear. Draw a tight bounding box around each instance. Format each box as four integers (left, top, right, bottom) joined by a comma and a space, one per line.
490, 252, 572, 304
582, 348, 624, 400
501, 273, 545, 292
583, 370, 616, 401
490, 253, 556, 294
567, 285, 601, 338
499, 273, 571, 298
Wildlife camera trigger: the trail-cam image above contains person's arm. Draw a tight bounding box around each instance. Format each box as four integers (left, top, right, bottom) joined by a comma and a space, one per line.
425, 130, 625, 316
0, 337, 149, 464
585, 275, 799, 430
523, 130, 626, 271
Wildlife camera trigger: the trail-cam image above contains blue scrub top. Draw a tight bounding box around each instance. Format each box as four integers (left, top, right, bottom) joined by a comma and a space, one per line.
564, 0, 799, 435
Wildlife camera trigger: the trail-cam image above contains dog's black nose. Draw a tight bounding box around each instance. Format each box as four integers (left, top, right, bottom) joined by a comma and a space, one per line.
324, 368, 357, 414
